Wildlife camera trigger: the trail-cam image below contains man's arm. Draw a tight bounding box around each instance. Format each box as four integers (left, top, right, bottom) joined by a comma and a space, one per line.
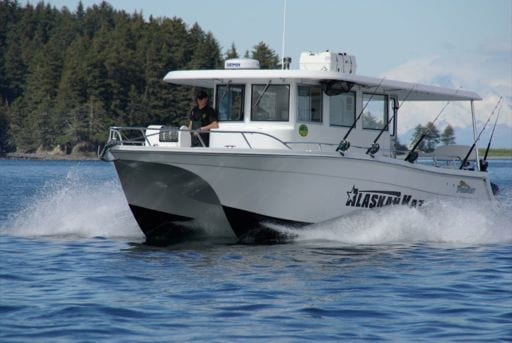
201, 108, 219, 130
200, 121, 219, 130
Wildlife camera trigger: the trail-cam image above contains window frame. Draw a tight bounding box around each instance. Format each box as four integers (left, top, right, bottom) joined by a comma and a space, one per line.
362, 93, 389, 131
389, 96, 398, 136
250, 84, 290, 122
297, 85, 323, 123
215, 83, 245, 122
329, 91, 356, 128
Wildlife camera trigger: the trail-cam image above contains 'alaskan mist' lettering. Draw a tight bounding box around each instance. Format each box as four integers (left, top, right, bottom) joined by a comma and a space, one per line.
345, 186, 424, 210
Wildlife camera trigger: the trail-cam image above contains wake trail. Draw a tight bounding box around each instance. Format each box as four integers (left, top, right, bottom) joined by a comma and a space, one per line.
270, 196, 512, 246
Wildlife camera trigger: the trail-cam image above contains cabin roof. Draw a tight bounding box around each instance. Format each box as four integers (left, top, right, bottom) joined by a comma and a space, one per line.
163, 69, 481, 102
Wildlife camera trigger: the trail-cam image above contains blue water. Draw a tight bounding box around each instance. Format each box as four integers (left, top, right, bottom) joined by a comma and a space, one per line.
1, 159, 511, 342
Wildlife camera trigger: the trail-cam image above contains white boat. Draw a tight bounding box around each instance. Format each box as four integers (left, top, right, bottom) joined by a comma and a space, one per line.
100, 51, 497, 244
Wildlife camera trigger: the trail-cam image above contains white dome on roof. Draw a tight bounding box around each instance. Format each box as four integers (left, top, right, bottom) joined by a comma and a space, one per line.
224, 58, 260, 70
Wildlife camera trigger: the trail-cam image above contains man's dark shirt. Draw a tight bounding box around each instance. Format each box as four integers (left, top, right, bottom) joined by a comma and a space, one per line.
189, 105, 218, 146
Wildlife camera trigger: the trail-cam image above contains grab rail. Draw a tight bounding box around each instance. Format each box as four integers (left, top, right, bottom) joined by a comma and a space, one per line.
106, 126, 294, 150
106, 126, 403, 155
107, 126, 150, 146
101, 126, 433, 164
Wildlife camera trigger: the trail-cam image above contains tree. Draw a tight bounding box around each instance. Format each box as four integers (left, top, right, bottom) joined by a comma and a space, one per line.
251, 42, 279, 69
23, 36, 65, 149
0, 104, 14, 153
0, 0, 22, 104
410, 122, 440, 153
3, 23, 27, 104
424, 121, 440, 152
225, 42, 239, 59
409, 124, 426, 152
441, 124, 456, 145
0, 2, 230, 153
187, 24, 222, 70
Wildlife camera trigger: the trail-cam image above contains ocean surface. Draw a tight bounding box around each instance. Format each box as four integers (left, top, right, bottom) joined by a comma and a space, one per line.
0, 159, 511, 342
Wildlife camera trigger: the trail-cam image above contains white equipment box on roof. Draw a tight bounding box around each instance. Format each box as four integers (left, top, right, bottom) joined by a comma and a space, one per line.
299, 51, 357, 74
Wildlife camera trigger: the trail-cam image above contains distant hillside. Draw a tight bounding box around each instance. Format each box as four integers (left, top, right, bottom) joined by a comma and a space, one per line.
0, 1, 280, 154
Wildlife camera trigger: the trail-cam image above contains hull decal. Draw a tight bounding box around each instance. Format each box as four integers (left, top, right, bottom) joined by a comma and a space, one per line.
345, 185, 424, 209
222, 206, 311, 244
456, 180, 476, 194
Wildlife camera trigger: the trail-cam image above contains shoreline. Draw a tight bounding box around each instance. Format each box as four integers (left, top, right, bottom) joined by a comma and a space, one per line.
1, 152, 99, 161
2, 152, 510, 161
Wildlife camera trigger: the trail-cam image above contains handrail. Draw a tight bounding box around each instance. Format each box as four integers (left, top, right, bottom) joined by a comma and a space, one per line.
106, 126, 407, 155
104, 126, 480, 168
107, 126, 294, 150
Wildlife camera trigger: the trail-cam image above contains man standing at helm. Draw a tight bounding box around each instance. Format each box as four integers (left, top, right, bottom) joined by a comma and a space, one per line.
188, 91, 219, 147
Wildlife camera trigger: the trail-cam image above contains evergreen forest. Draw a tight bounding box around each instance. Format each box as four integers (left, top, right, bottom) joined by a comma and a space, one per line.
0, 1, 280, 155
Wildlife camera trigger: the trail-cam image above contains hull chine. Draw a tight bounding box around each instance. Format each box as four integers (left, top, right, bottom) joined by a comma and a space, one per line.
129, 204, 200, 246
222, 206, 310, 244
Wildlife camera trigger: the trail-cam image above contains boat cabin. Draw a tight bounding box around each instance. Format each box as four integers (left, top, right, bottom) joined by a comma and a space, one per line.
160, 51, 481, 158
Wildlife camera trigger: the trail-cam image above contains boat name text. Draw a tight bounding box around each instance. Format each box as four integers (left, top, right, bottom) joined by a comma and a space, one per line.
345, 185, 424, 208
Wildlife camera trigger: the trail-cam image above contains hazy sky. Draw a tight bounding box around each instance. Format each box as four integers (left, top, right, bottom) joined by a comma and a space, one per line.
35, 0, 511, 74
28, 0, 512, 146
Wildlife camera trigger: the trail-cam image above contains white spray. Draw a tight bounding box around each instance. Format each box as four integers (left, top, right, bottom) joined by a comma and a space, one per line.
2, 167, 143, 240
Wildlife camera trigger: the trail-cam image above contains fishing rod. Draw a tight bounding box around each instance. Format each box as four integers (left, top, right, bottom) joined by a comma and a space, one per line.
365, 83, 417, 156
336, 77, 386, 155
480, 101, 502, 171
459, 96, 503, 170
404, 87, 461, 163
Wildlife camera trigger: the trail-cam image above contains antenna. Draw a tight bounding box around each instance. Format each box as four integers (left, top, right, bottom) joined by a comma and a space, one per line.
281, 0, 287, 70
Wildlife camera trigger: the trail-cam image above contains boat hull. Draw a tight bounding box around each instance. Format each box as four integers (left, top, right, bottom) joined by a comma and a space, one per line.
111, 146, 494, 244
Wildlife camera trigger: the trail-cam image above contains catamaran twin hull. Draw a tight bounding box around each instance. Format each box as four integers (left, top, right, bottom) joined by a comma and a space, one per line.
111, 146, 494, 244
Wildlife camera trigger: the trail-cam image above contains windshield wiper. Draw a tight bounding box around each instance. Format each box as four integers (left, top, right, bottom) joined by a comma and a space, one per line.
254, 81, 272, 107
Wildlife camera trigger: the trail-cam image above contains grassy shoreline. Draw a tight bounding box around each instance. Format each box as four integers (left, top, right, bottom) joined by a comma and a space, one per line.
478, 148, 512, 158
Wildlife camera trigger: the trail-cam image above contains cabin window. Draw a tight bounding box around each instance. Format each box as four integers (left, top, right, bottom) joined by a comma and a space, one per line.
251, 84, 290, 121
216, 84, 245, 121
329, 92, 355, 127
362, 94, 388, 130
298, 85, 322, 122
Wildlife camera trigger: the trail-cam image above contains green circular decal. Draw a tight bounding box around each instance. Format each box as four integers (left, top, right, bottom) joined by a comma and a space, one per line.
298, 124, 308, 137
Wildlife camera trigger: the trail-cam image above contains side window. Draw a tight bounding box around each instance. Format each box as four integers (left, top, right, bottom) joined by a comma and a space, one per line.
216, 84, 245, 121
362, 94, 388, 130
329, 92, 355, 127
298, 85, 322, 122
251, 84, 290, 121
